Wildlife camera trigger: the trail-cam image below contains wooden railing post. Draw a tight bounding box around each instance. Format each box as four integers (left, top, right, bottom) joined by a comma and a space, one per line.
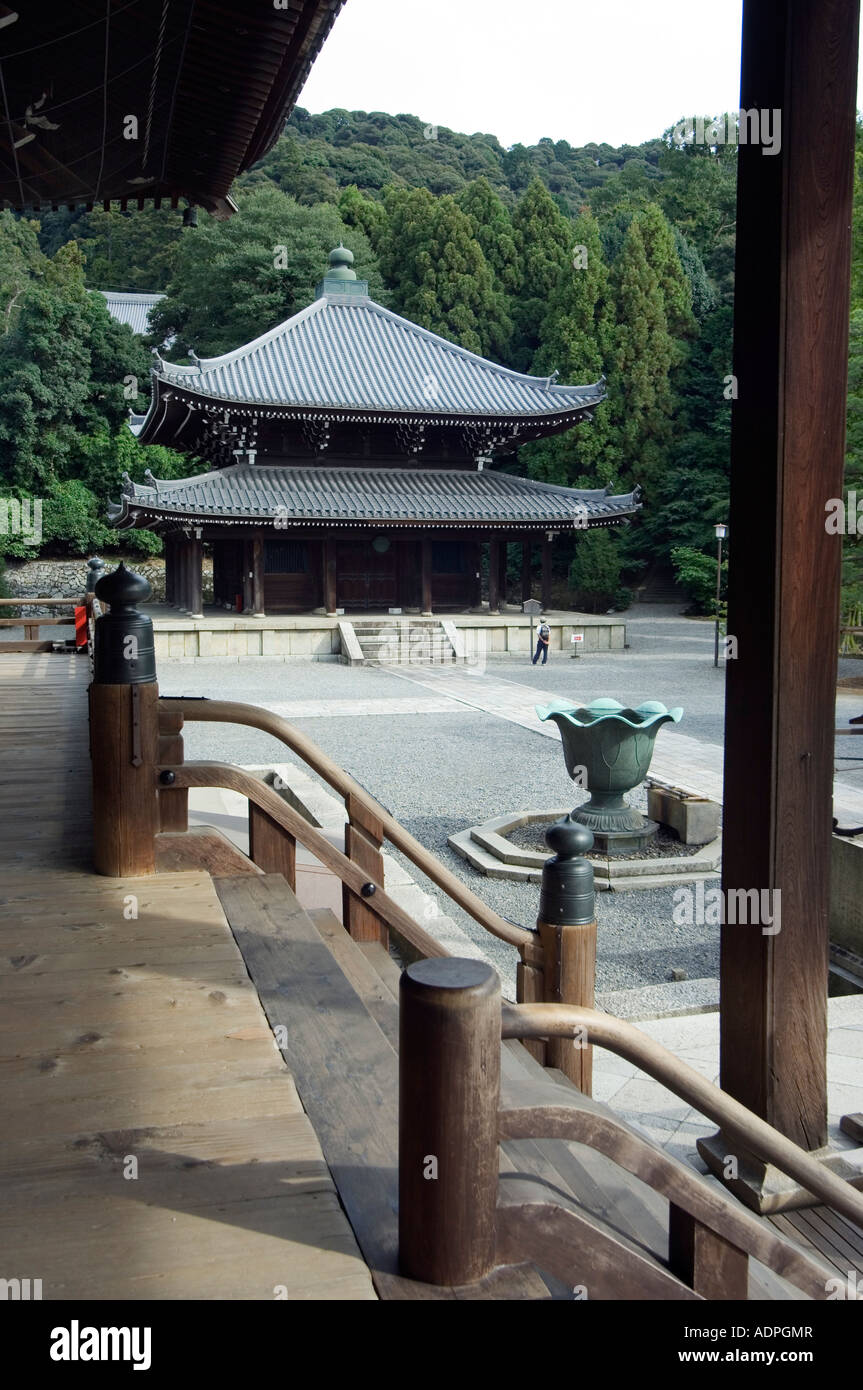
536, 819, 597, 1094
668, 1204, 749, 1299
157, 705, 188, 833
343, 791, 387, 945
399, 958, 501, 1285
249, 802, 296, 888
89, 564, 160, 877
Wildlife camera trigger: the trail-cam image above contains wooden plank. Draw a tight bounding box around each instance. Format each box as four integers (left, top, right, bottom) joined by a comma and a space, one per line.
307, 908, 400, 1049
155, 827, 261, 877
216, 874, 542, 1299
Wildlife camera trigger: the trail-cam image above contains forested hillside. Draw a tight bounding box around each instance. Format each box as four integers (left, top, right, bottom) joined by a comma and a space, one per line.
1, 107, 861, 617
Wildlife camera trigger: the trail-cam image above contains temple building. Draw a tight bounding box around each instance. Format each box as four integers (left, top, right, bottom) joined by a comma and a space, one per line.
111, 247, 640, 616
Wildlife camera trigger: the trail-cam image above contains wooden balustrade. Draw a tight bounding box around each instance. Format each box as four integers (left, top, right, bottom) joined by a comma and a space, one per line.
400, 962, 861, 1298
0, 596, 83, 653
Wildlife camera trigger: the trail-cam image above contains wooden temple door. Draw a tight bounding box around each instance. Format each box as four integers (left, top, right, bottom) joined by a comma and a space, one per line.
336, 536, 397, 609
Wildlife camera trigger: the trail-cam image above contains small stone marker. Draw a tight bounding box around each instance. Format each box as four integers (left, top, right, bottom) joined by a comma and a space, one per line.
669, 967, 687, 982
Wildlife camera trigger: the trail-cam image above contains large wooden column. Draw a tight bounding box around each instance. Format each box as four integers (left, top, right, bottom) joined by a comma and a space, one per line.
497, 537, 508, 611
521, 540, 532, 603
420, 535, 432, 615
711, 0, 859, 1168
488, 538, 500, 614
242, 538, 253, 614
177, 537, 189, 612
323, 535, 337, 615
471, 540, 482, 609
250, 535, 265, 616
541, 536, 552, 612
187, 536, 203, 618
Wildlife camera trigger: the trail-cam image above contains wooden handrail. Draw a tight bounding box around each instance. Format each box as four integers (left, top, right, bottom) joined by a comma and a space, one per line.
0, 597, 81, 606
160, 697, 537, 955
502, 1002, 863, 1230
161, 760, 453, 963
495, 1112, 834, 1301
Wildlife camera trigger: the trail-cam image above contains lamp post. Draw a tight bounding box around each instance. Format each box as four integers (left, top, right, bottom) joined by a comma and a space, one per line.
713, 523, 727, 668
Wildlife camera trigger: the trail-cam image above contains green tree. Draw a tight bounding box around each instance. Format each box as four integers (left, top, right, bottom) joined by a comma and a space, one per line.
522, 206, 616, 486
455, 178, 520, 295
606, 215, 677, 493
510, 178, 574, 369
147, 185, 386, 358
75, 207, 182, 291
378, 186, 511, 357
568, 529, 625, 612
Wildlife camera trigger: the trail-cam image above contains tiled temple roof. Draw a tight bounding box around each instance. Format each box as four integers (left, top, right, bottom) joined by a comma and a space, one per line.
109, 463, 640, 530
136, 294, 605, 429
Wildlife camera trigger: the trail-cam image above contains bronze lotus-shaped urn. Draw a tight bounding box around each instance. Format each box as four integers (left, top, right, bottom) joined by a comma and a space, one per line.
536, 697, 683, 853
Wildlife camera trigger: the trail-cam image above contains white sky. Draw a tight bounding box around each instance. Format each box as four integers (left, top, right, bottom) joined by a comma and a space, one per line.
299, 0, 863, 150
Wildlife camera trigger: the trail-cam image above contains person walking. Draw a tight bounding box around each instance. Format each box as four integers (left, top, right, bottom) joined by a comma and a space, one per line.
532, 617, 551, 665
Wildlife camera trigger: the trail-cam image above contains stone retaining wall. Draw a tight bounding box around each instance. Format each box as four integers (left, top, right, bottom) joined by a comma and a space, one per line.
3, 557, 213, 613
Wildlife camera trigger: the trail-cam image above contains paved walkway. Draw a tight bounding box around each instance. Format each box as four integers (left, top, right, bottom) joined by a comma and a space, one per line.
383, 665, 863, 824
597, 994, 863, 1174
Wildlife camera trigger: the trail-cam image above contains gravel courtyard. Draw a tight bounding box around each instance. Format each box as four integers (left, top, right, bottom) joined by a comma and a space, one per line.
160, 606, 733, 1000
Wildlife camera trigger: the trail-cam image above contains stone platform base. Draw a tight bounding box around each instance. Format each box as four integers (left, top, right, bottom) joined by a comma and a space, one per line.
447, 809, 722, 891
147, 606, 627, 662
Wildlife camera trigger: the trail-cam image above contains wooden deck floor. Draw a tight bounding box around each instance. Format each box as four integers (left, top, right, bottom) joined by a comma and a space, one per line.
0, 655, 375, 1300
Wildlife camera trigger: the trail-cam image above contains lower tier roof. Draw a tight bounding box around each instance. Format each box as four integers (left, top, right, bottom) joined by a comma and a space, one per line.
108, 464, 641, 531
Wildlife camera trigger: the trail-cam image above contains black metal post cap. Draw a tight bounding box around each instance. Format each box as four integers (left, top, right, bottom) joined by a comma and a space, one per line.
546, 818, 594, 858
538, 815, 595, 926
94, 561, 152, 609
159, 770, 176, 785
360, 882, 376, 898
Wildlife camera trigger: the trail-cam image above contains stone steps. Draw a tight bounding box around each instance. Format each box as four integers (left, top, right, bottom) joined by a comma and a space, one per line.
339, 617, 460, 666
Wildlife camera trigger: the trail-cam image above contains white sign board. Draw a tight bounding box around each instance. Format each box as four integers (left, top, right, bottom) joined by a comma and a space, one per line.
571, 632, 584, 644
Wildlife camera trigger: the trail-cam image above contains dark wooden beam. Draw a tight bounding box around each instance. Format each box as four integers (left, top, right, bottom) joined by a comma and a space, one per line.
541, 538, 552, 612
242, 538, 254, 614
488, 538, 500, 615
498, 538, 509, 611
324, 535, 337, 615
188, 537, 203, 618
421, 536, 433, 615
521, 541, 532, 604
251, 536, 265, 616
718, 0, 859, 1149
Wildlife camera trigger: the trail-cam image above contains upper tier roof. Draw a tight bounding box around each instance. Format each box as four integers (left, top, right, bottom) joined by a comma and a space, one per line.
139, 294, 605, 426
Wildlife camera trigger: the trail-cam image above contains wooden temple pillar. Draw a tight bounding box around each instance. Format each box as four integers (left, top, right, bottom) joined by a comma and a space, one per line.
541, 536, 552, 612
471, 540, 482, 609
497, 537, 508, 611
164, 534, 175, 606
488, 538, 500, 615
176, 536, 189, 612
187, 535, 203, 619
323, 535, 337, 615
696, 0, 860, 1206
420, 536, 433, 615
241, 538, 254, 614
521, 540, 532, 604
250, 536, 265, 616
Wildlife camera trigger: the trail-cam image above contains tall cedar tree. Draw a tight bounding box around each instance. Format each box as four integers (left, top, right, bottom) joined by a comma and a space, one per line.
510, 178, 574, 371
378, 186, 510, 358
522, 207, 617, 486
607, 214, 676, 494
